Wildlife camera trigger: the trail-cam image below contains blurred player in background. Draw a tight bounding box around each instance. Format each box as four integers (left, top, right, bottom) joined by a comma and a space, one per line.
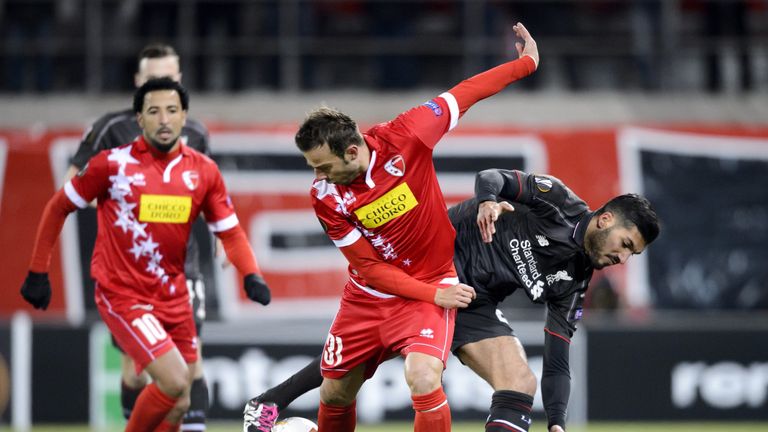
65, 43, 216, 431
244, 21, 539, 432
21, 78, 271, 431
245, 169, 660, 432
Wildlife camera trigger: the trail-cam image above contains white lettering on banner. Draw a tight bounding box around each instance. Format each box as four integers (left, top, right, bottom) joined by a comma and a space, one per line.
671, 362, 768, 409
202, 348, 548, 422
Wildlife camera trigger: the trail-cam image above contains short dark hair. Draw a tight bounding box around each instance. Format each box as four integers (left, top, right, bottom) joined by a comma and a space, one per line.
138, 43, 178, 66
597, 194, 660, 245
133, 77, 189, 113
295, 107, 363, 158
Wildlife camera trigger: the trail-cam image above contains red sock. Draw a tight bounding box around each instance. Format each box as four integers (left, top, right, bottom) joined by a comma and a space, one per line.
412, 387, 451, 432
125, 383, 178, 432
154, 419, 180, 432
317, 400, 356, 432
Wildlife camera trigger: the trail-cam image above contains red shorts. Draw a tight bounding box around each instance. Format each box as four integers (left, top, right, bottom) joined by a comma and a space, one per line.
95, 283, 198, 373
320, 277, 458, 379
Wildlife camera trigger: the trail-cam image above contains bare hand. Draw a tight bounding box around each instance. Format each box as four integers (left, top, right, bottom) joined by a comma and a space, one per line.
513, 22, 539, 69
434, 283, 476, 309
477, 200, 515, 243
550, 426, 565, 432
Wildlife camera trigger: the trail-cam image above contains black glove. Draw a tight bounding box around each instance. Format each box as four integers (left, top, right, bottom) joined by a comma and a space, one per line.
20, 271, 52, 310
243, 273, 271, 305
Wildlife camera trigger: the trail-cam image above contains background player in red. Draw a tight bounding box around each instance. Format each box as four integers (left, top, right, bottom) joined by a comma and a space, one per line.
244, 21, 538, 432
65, 43, 219, 431
20, 78, 271, 431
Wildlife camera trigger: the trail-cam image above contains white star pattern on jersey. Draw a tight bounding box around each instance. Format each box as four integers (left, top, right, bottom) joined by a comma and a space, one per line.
107, 146, 171, 287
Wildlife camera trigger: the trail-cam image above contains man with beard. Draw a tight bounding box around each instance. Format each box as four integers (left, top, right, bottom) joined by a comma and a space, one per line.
21, 78, 271, 431
244, 169, 660, 432
66, 43, 219, 431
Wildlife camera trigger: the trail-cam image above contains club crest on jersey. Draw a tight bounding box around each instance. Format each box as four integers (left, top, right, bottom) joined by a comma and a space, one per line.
422, 100, 443, 116
182, 170, 200, 191
384, 155, 405, 177
535, 176, 553, 192
354, 182, 419, 228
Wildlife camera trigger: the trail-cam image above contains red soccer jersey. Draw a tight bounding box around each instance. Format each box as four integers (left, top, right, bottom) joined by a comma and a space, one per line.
65, 136, 237, 306
312, 93, 462, 294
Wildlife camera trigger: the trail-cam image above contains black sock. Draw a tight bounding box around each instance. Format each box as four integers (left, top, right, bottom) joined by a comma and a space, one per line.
256, 355, 324, 411
183, 377, 209, 430
120, 381, 144, 420
485, 390, 534, 432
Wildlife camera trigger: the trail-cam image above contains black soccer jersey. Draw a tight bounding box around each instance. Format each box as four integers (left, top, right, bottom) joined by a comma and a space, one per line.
72, 108, 211, 280
449, 169, 596, 429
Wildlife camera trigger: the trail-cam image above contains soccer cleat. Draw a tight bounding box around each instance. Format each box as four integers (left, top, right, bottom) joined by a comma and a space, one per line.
243, 399, 279, 432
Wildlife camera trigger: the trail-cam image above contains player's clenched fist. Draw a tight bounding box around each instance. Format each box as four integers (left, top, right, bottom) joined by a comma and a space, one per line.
20, 271, 52, 310
243, 273, 271, 305
434, 283, 476, 309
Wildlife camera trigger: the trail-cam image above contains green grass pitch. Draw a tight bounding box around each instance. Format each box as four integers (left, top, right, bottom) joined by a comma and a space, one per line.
25, 421, 768, 431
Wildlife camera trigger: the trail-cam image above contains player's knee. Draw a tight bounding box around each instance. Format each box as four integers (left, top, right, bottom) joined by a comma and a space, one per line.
498, 365, 537, 395
174, 393, 191, 413
405, 361, 443, 395
319, 385, 355, 406
156, 371, 191, 398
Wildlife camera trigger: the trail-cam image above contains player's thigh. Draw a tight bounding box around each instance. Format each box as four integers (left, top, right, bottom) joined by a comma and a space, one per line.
456, 335, 532, 391
319, 363, 367, 406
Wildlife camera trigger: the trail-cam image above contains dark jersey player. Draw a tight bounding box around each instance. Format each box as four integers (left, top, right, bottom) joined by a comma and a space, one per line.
64, 44, 216, 431
244, 169, 660, 432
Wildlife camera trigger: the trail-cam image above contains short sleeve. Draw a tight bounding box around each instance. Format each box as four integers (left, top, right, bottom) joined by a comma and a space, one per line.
66, 151, 111, 207
312, 192, 361, 248
391, 96, 456, 150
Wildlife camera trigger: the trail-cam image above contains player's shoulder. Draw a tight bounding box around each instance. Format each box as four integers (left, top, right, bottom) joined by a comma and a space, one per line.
531, 173, 589, 216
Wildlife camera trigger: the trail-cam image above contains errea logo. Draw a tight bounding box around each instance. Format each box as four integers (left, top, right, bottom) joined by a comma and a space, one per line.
420, 328, 434, 339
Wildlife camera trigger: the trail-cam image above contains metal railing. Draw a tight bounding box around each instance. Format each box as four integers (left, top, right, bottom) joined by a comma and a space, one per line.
0, 0, 765, 93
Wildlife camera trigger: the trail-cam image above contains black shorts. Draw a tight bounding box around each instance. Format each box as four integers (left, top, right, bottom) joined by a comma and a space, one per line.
451, 300, 516, 353
111, 277, 206, 353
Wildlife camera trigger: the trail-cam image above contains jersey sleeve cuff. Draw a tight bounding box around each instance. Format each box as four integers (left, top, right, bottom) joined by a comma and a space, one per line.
332, 229, 362, 248
207, 213, 239, 232
64, 181, 89, 209
438, 92, 459, 131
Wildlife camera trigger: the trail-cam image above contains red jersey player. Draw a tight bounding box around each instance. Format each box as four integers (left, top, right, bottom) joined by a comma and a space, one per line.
288, 22, 538, 432
20, 78, 271, 432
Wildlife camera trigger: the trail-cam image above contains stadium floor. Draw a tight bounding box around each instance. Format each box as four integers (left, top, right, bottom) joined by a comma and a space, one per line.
24, 422, 768, 431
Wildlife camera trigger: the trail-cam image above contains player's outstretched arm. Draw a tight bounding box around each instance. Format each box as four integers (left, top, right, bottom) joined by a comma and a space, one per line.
21, 189, 79, 310
340, 238, 475, 309
445, 22, 538, 118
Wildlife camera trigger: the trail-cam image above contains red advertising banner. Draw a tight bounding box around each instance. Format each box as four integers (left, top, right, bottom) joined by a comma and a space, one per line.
2, 124, 767, 321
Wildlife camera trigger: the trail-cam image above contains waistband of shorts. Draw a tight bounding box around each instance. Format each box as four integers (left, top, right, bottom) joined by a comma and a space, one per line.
349, 275, 459, 299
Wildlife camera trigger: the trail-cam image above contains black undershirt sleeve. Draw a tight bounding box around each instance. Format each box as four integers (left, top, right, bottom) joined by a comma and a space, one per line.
542, 330, 571, 429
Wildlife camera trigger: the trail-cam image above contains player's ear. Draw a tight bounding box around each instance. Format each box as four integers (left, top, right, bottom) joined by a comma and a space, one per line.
136, 113, 144, 129
598, 211, 615, 229
345, 144, 359, 161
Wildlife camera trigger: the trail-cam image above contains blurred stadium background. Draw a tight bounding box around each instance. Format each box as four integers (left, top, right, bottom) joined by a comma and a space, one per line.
1, 0, 767, 430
